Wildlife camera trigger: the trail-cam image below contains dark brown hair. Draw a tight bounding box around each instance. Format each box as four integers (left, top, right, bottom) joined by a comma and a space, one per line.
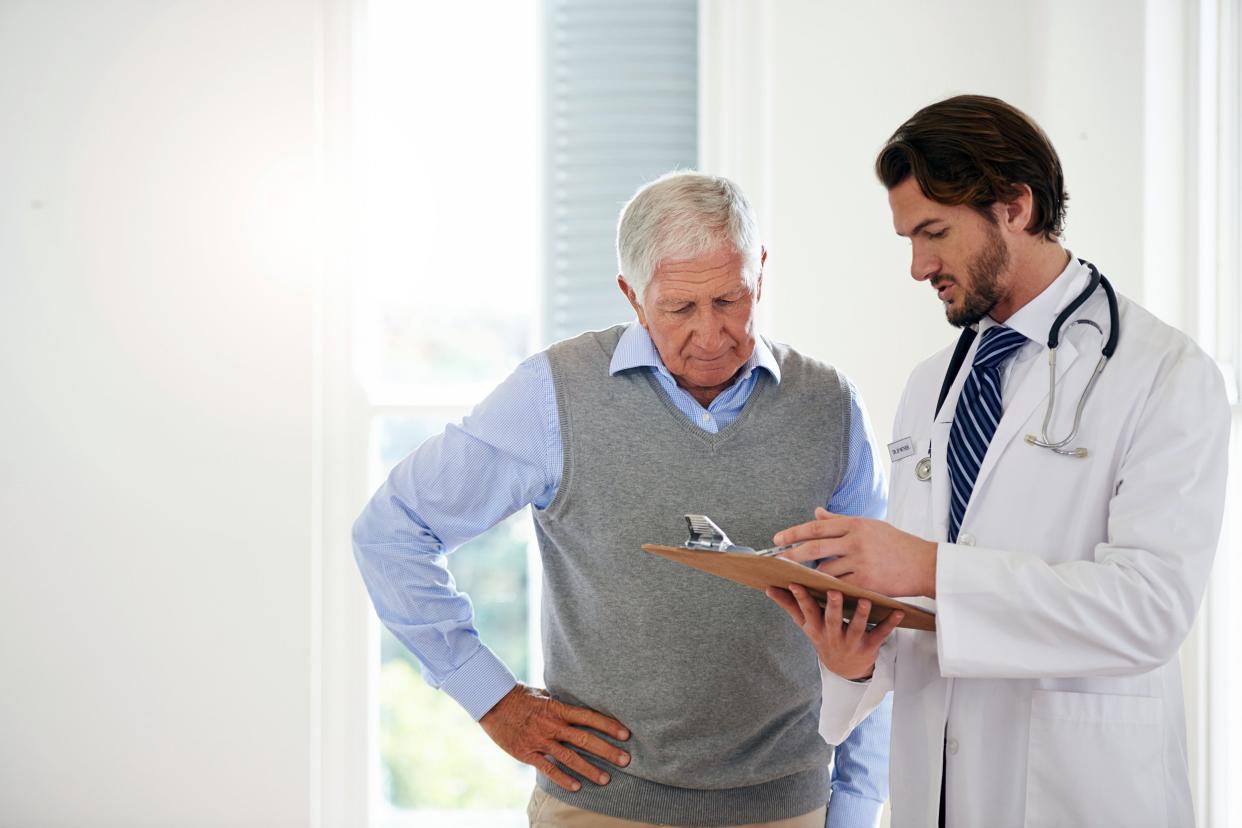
876, 95, 1067, 240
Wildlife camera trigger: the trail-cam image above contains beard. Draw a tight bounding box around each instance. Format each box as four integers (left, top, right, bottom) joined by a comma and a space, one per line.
941, 224, 1009, 328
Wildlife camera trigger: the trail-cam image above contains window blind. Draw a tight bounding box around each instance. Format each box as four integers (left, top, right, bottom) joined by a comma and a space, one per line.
543, 0, 698, 344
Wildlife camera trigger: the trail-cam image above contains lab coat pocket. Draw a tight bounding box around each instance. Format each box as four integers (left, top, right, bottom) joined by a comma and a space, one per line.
1023, 690, 1166, 828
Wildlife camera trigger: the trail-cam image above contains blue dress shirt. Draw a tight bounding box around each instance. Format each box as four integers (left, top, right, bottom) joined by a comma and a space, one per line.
353, 323, 891, 826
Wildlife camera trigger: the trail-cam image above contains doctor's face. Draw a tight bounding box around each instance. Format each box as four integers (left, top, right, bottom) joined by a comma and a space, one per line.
889, 177, 1011, 327
618, 247, 762, 406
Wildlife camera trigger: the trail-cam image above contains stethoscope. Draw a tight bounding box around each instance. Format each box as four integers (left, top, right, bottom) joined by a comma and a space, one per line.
914, 259, 1120, 482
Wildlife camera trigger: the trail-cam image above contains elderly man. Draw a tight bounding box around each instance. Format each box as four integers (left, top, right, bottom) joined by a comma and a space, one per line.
353, 171, 892, 828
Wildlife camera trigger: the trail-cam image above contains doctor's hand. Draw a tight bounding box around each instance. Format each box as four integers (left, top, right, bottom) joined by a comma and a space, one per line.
479, 683, 632, 791
766, 585, 903, 680
774, 507, 938, 598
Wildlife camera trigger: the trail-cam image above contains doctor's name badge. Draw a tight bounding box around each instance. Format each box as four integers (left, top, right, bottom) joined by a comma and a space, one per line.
888, 437, 916, 463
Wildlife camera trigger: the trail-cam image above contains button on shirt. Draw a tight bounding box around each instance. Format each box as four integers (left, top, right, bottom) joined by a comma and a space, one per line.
352, 322, 891, 824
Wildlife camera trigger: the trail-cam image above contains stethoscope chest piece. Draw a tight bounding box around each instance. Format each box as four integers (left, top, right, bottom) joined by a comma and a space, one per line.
915, 455, 932, 482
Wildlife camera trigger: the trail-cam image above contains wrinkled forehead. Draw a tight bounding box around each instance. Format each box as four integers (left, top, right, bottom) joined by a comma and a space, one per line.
646, 249, 752, 299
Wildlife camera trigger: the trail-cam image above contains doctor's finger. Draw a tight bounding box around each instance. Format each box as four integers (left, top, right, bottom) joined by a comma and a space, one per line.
865, 610, 904, 649
765, 587, 807, 627
844, 599, 871, 646
778, 539, 840, 563
816, 588, 846, 632
814, 557, 855, 580
773, 517, 851, 546
789, 584, 826, 635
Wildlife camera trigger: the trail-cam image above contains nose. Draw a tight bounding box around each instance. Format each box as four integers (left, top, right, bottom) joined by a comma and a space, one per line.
691, 307, 727, 351
910, 242, 940, 282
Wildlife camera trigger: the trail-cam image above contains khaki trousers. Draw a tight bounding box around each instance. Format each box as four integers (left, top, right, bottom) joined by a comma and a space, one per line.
526, 787, 827, 828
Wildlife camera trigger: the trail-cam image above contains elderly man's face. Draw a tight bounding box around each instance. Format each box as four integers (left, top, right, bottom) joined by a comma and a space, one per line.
618, 248, 762, 407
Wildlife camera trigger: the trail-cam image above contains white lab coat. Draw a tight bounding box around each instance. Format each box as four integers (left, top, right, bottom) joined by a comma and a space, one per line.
820, 259, 1231, 828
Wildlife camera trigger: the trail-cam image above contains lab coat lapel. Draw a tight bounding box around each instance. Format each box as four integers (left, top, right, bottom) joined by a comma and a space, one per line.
930, 419, 954, 543
930, 347, 974, 543
969, 336, 1081, 498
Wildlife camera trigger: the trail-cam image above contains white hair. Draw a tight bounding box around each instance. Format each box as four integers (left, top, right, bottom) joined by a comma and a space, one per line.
615, 171, 762, 303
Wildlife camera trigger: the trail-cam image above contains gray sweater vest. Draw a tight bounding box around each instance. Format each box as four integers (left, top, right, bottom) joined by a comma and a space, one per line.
532, 325, 852, 825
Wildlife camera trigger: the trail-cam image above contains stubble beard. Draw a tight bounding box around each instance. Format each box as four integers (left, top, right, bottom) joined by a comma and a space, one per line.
945, 224, 1009, 328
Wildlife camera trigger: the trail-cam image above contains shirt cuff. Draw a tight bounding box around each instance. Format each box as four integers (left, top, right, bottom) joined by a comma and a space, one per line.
437, 644, 519, 721
819, 663, 874, 745
827, 789, 884, 828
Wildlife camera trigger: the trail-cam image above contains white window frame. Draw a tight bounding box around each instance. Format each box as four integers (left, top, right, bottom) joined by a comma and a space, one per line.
312, 2, 549, 825
312, 1, 375, 825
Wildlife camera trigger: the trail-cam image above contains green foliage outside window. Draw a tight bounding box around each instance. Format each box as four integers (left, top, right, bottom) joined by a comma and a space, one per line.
379, 508, 534, 810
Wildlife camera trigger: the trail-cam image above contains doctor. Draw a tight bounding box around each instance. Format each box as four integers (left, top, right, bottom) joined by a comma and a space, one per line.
766, 95, 1231, 827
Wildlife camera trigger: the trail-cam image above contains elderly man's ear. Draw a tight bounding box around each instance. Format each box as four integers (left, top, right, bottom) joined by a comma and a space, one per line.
757, 246, 766, 301
617, 275, 648, 326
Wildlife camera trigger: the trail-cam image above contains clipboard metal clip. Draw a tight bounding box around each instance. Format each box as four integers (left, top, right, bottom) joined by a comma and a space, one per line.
683, 514, 800, 557
684, 514, 743, 551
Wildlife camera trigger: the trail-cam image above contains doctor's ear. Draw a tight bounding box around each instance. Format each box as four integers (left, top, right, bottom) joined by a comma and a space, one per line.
998, 184, 1036, 234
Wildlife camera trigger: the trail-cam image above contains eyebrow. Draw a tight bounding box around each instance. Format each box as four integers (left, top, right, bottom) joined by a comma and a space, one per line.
899, 218, 945, 238
656, 287, 747, 306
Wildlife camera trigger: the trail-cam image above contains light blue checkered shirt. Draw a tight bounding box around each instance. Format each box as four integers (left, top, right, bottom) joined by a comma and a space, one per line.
353, 323, 891, 826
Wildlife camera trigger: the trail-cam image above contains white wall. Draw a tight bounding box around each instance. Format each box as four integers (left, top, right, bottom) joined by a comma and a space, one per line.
0, 2, 319, 825
706, 0, 1150, 443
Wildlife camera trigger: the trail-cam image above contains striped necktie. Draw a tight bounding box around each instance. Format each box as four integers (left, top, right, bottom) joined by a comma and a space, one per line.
946, 325, 1028, 543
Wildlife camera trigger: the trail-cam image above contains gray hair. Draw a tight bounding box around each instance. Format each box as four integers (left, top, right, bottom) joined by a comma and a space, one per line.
615, 171, 762, 303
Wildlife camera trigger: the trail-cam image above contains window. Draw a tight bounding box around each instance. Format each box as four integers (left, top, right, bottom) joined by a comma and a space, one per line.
357, 3, 540, 825
543, 0, 699, 343
354, 2, 697, 826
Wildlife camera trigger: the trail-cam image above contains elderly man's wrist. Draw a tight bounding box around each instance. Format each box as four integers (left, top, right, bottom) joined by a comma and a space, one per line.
439, 645, 519, 721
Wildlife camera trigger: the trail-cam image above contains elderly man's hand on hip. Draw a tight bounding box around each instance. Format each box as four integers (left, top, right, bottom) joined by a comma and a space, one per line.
479, 683, 632, 791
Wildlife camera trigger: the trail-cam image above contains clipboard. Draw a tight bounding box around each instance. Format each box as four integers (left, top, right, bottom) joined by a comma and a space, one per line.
641, 543, 937, 632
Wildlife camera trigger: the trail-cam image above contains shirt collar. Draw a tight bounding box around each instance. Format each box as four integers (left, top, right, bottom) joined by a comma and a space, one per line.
979, 251, 1091, 345
608, 321, 782, 385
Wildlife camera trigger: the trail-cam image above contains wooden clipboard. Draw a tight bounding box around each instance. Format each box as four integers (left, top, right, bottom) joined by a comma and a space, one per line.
642, 544, 936, 632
